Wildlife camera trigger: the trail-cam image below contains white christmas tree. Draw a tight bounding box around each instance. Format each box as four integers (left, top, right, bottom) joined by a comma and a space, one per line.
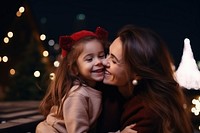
175, 38, 200, 90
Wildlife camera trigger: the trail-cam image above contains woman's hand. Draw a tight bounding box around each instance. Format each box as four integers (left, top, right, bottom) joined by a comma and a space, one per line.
120, 124, 137, 133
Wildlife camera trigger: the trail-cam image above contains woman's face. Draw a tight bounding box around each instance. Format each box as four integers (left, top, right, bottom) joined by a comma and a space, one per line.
103, 37, 131, 94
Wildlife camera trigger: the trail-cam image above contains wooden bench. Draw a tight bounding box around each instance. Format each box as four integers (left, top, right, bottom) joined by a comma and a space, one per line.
0, 101, 44, 133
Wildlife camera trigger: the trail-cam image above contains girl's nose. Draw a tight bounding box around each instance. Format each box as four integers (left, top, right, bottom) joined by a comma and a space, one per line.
103, 58, 110, 67
95, 58, 104, 66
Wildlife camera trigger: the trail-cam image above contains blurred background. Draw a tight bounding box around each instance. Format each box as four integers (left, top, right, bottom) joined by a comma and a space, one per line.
0, 0, 200, 131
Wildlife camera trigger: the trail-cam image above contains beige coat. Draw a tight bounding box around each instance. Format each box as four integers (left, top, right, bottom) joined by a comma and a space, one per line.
36, 85, 102, 133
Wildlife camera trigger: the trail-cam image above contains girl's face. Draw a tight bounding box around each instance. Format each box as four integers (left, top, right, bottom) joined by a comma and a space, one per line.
103, 37, 131, 97
77, 39, 105, 87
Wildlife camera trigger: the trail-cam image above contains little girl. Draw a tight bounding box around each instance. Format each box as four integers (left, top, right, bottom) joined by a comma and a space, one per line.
36, 27, 108, 133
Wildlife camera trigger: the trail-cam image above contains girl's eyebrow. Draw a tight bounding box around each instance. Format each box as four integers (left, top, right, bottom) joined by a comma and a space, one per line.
83, 54, 92, 59
83, 51, 105, 59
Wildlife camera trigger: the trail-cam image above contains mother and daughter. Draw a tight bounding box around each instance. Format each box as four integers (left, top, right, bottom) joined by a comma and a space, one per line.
36, 25, 193, 133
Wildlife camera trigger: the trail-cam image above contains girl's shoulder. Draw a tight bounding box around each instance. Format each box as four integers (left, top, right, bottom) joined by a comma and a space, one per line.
68, 85, 102, 98
68, 85, 88, 97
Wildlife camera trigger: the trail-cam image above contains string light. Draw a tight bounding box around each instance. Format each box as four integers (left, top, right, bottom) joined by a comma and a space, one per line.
7, 31, 13, 38
48, 39, 55, 46
2, 56, 8, 62
49, 73, 55, 80
19, 7, 25, 13
16, 11, 22, 17
191, 97, 200, 116
43, 50, 49, 57
4, 37, 9, 43
40, 34, 46, 41
34, 71, 40, 77
10, 69, 16, 75
54, 61, 60, 67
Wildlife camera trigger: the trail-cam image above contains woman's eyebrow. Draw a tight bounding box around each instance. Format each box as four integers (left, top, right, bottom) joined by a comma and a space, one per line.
110, 53, 120, 62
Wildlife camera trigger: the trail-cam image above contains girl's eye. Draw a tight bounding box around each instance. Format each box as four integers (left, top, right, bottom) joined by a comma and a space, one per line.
85, 58, 93, 62
99, 54, 105, 59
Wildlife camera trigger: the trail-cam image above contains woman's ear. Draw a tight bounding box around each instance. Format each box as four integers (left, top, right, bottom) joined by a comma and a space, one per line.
131, 73, 141, 80
135, 75, 141, 80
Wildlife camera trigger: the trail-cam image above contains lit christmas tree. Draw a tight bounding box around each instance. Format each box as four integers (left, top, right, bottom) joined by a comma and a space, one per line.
175, 38, 200, 90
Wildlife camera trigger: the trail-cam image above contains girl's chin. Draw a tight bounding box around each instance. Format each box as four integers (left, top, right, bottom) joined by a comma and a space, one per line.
94, 77, 104, 81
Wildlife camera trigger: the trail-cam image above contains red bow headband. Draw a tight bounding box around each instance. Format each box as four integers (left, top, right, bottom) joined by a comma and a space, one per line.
59, 27, 108, 57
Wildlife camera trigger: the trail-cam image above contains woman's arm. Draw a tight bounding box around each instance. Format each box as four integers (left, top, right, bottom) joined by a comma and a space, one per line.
120, 124, 137, 133
109, 124, 137, 133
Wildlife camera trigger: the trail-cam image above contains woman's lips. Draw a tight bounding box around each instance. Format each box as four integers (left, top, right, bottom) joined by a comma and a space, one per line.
104, 70, 111, 75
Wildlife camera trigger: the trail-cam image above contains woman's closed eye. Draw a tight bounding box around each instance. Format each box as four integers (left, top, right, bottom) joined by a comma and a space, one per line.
107, 54, 118, 64
111, 58, 117, 64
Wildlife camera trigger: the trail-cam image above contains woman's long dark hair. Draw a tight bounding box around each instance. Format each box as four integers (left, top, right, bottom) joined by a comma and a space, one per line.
118, 25, 193, 133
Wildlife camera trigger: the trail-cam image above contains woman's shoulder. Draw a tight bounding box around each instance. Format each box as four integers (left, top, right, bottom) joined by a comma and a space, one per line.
123, 95, 161, 121
121, 95, 162, 132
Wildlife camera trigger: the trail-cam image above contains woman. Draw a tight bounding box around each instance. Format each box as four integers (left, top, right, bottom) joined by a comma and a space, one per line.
101, 25, 193, 133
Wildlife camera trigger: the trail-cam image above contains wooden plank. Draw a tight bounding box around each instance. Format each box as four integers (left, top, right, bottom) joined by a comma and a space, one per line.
0, 110, 40, 121
0, 101, 44, 133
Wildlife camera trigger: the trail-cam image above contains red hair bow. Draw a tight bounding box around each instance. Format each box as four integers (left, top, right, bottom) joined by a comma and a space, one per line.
59, 27, 108, 57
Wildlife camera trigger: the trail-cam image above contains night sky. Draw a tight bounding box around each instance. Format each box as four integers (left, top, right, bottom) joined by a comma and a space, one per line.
0, 0, 200, 84
27, 0, 200, 67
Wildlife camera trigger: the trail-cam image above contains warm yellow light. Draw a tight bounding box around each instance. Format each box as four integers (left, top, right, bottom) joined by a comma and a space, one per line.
49, 73, 55, 80
40, 34, 46, 41
54, 61, 60, 67
191, 98, 200, 116
194, 111, 199, 116
34, 71, 40, 77
191, 107, 196, 113
2, 56, 8, 62
192, 99, 198, 104
16, 11, 22, 17
10, 69, 16, 75
4, 37, 9, 43
7, 32, 13, 38
19, 6, 25, 13
43, 50, 49, 57
0, 57, 1, 62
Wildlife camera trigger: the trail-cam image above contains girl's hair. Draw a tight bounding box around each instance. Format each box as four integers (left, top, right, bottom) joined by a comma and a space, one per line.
39, 36, 106, 118
118, 25, 193, 133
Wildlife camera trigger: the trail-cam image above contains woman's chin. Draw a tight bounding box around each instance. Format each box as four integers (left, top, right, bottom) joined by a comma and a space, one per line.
103, 79, 112, 85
